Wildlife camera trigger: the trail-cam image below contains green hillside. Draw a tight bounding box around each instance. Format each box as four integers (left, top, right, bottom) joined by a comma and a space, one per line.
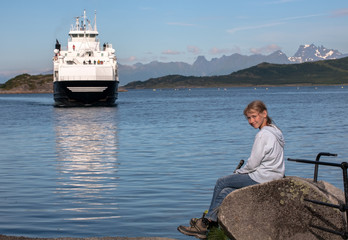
0, 73, 53, 93
124, 57, 348, 89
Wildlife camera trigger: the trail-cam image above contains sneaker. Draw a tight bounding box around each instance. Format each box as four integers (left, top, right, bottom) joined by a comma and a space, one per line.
192, 217, 219, 229
177, 218, 210, 239
190, 210, 207, 226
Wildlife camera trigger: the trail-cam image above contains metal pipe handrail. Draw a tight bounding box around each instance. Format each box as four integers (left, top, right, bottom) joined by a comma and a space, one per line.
288, 152, 338, 183
314, 152, 338, 182
287, 153, 348, 239
288, 158, 341, 167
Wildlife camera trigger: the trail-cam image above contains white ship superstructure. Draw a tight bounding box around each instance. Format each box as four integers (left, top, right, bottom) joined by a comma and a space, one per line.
53, 10, 118, 106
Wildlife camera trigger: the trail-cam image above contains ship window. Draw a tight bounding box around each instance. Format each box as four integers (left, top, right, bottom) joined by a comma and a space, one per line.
90, 34, 95, 37
101, 53, 104, 57
79, 34, 84, 37
85, 34, 89, 37
72, 34, 77, 38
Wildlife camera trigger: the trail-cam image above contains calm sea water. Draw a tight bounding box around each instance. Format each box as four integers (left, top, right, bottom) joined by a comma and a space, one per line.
0, 86, 347, 239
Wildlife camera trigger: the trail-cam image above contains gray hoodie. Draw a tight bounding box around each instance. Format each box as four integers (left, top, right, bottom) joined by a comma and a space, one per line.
235, 124, 285, 183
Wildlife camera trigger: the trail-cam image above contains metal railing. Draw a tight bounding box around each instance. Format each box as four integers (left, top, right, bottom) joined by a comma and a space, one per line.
58, 75, 114, 81
288, 153, 348, 239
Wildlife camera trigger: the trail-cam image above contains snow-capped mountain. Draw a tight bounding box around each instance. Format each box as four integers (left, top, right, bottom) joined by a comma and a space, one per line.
288, 44, 347, 63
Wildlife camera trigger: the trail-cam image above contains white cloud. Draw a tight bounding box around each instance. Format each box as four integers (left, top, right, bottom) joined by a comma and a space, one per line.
118, 56, 138, 64
227, 22, 283, 34
187, 45, 201, 54
249, 44, 282, 54
167, 22, 195, 26
331, 8, 348, 17
265, 0, 300, 4
227, 13, 325, 34
128, 56, 138, 61
279, 13, 326, 21
209, 47, 241, 55
162, 50, 182, 55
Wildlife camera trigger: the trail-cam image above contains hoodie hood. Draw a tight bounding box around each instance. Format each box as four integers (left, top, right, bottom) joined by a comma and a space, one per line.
263, 124, 285, 148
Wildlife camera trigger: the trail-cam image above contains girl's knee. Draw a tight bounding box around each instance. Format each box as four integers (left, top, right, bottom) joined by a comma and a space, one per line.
220, 187, 234, 195
215, 175, 232, 189
215, 176, 225, 186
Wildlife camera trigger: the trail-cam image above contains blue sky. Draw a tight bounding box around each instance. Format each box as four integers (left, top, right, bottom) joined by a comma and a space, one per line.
0, 0, 348, 82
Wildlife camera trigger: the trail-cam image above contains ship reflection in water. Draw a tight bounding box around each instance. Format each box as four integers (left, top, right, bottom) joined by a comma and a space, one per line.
54, 107, 120, 221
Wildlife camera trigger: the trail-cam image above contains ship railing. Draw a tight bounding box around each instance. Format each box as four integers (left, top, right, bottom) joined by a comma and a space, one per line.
59, 75, 114, 81
68, 38, 100, 43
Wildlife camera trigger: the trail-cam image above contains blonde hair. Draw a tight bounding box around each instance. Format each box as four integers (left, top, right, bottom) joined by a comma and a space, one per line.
244, 100, 273, 125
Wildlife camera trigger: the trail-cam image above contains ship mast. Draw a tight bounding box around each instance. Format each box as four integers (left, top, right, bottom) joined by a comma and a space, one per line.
83, 9, 87, 31
94, 10, 97, 31
75, 16, 80, 30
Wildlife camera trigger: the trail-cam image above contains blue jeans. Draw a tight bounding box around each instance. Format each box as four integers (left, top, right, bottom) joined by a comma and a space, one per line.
205, 173, 258, 221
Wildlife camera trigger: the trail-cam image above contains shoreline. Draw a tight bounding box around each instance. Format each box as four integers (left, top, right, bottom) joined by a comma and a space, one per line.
0, 84, 346, 94
0, 88, 128, 95
0, 236, 177, 240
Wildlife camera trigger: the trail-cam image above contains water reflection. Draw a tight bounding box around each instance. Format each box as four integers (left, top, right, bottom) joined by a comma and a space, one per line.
54, 107, 120, 221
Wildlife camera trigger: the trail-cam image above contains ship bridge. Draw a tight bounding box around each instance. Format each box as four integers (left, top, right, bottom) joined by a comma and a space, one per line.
67, 10, 100, 51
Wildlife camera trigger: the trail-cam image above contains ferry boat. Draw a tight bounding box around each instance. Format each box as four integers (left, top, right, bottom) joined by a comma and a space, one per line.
53, 10, 119, 106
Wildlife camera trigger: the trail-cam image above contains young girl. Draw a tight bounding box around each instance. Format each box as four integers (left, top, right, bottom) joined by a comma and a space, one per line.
178, 100, 285, 239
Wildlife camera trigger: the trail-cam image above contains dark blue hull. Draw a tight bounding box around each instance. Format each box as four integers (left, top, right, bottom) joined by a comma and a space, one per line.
54, 80, 118, 107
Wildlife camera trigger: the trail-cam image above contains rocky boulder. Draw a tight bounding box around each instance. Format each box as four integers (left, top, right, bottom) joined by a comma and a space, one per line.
218, 176, 346, 240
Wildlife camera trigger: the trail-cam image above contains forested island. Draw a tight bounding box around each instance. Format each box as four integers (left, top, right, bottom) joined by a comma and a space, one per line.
1, 57, 348, 93
0, 74, 52, 94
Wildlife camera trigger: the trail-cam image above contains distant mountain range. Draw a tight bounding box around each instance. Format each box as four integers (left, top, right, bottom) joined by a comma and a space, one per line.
119, 44, 348, 85
123, 56, 348, 89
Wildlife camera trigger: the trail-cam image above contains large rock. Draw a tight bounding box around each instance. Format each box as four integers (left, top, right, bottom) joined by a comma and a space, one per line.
218, 176, 346, 240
